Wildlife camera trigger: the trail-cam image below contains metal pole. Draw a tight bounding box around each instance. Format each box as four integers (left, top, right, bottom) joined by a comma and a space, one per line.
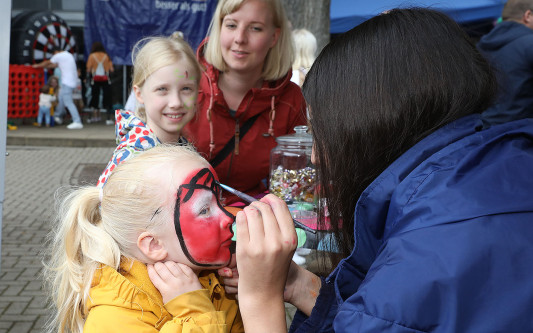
0, 0, 13, 269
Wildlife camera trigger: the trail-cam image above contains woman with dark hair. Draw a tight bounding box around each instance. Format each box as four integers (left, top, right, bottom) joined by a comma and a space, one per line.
86, 41, 114, 124
230, 8, 533, 332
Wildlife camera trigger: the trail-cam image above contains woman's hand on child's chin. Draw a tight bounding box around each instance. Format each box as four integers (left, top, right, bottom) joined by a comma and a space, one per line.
147, 261, 202, 304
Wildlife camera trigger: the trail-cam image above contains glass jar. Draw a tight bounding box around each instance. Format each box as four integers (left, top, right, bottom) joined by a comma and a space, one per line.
269, 125, 316, 204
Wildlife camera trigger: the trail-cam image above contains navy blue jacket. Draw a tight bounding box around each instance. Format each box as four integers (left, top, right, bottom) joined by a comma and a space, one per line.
290, 115, 533, 332
477, 21, 533, 125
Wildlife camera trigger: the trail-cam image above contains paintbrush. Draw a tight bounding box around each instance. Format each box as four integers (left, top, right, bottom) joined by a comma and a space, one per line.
217, 182, 317, 234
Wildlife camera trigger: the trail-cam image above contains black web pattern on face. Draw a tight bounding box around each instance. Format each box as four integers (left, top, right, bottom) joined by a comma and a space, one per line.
174, 168, 232, 266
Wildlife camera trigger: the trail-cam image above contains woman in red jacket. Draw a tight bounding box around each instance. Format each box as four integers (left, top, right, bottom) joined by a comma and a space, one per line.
185, 0, 307, 205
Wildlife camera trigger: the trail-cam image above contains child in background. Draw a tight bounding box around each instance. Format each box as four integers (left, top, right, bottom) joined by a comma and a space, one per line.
47, 76, 59, 123
97, 32, 201, 187
34, 84, 56, 127
44, 144, 244, 332
291, 29, 317, 87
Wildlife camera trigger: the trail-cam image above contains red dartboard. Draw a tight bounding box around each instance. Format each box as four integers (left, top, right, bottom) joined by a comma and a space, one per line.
10, 11, 77, 65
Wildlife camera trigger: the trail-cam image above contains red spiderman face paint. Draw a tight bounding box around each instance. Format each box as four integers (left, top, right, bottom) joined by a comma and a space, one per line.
174, 168, 234, 266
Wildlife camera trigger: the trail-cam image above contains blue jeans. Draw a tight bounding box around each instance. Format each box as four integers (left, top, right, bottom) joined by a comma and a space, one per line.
37, 105, 51, 125
55, 84, 81, 123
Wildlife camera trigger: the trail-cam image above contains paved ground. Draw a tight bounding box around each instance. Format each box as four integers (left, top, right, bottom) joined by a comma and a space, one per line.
6, 122, 115, 148
0, 121, 115, 332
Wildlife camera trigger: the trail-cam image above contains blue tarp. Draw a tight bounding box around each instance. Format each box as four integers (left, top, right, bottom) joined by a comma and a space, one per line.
331, 0, 508, 34
84, 0, 217, 65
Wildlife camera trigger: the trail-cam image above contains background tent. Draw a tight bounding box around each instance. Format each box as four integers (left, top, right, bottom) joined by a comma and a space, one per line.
331, 0, 508, 34
84, 0, 217, 65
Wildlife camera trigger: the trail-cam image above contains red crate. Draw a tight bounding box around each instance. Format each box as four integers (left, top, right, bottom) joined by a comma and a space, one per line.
8, 65, 45, 118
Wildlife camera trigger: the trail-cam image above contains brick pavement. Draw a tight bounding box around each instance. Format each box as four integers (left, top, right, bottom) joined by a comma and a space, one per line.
0, 146, 113, 332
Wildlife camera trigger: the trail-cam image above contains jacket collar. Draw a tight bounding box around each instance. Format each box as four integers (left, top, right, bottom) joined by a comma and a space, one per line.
196, 38, 293, 118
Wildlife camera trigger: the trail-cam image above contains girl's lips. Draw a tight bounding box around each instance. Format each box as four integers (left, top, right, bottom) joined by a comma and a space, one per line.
164, 113, 184, 121
221, 237, 233, 247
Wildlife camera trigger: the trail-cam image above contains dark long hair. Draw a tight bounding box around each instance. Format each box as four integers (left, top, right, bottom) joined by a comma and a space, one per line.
90, 41, 107, 54
303, 8, 497, 265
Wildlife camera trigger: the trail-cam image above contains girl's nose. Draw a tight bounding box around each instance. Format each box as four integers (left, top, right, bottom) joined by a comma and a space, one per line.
220, 210, 235, 229
168, 93, 182, 109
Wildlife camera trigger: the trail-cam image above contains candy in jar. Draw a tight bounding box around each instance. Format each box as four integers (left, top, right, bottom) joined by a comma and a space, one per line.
269, 126, 316, 203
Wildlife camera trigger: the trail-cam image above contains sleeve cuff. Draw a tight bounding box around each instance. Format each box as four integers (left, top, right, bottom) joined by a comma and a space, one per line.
165, 289, 218, 318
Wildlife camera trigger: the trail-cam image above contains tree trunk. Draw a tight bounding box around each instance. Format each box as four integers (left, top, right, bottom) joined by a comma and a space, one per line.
281, 0, 330, 53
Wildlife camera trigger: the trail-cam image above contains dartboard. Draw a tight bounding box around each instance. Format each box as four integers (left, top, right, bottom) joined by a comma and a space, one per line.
10, 11, 77, 65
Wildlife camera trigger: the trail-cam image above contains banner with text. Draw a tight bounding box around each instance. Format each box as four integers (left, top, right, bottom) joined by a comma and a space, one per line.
84, 0, 216, 65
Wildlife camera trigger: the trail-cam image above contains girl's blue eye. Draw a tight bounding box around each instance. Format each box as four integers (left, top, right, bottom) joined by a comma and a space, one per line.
199, 207, 210, 215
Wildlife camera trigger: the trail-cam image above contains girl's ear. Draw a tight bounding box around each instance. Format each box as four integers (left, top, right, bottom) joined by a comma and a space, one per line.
133, 85, 144, 105
137, 232, 167, 262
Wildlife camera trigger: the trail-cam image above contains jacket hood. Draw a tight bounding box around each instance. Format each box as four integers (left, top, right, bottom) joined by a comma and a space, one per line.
478, 21, 533, 52
114, 109, 160, 148
96, 110, 160, 188
196, 38, 293, 118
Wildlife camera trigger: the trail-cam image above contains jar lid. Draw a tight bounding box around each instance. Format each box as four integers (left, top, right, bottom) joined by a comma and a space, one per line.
275, 125, 313, 146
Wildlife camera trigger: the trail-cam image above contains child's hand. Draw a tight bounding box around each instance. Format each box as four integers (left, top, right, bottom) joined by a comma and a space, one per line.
147, 261, 203, 304
217, 254, 239, 297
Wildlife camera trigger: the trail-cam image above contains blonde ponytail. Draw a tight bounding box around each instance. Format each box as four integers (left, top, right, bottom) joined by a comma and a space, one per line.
44, 187, 121, 333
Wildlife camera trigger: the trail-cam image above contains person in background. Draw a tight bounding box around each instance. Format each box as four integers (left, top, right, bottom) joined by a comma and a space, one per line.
44, 144, 244, 332
184, 0, 307, 206
33, 47, 84, 129
477, 0, 533, 126
46, 75, 59, 123
86, 41, 114, 124
34, 84, 55, 127
230, 8, 533, 332
72, 67, 84, 119
290, 28, 317, 87
97, 32, 201, 187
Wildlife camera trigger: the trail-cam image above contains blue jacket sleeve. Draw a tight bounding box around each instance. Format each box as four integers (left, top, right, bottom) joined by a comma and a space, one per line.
289, 277, 338, 333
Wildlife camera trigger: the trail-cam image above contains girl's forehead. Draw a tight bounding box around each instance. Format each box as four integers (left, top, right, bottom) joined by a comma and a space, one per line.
147, 159, 207, 187
145, 60, 199, 86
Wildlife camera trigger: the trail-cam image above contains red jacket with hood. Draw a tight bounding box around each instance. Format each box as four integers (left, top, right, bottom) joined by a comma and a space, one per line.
184, 40, 307, 205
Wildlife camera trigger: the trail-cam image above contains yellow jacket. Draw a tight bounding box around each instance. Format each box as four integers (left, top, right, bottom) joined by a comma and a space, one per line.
84, 259, 244, 332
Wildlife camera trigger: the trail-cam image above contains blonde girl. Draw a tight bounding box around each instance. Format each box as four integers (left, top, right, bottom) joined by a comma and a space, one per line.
45, 144, 244, 332
97, 32, 202, 187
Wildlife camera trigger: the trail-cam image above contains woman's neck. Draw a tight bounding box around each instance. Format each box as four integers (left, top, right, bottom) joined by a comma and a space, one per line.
218, 71, 264, 110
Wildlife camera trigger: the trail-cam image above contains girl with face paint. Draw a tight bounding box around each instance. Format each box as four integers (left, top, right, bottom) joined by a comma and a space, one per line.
45, 145, 244, 333
97, 32, 201, 188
